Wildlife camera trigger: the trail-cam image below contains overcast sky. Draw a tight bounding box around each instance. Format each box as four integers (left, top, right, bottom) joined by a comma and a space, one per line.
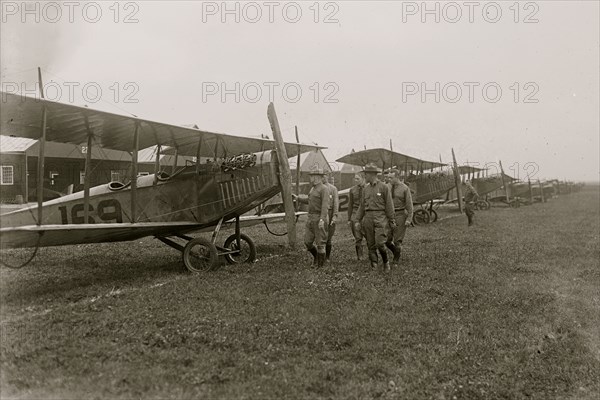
1, 0, 598, 181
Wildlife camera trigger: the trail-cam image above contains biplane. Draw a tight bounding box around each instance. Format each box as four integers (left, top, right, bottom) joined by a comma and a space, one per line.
529, 180, 556, 202
336, 148, 455, 225
455, 165, 517, 210
487, 179, 542, 207
505, 179, 559, 205
0, 91, 322, 272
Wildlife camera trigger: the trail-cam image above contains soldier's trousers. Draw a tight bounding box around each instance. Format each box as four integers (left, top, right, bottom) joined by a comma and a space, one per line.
388, 209, 408, 247
465, 202, 475, 219
362, 211, 389, 259
304, 214, 328, 253
326, 208, 336, 245
350, 217, 364, 245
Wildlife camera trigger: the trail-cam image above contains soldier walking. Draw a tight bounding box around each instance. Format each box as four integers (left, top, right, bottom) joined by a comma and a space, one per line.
347, 172, 365, 260
464, 180, 479, 226
384, 168, 413, 264
356, 163, 396, 272
297, 168, 330, 267
322, 172, 339, 262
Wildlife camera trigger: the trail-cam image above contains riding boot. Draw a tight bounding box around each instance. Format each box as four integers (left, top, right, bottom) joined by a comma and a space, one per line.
325, 244, 332, 261
355, 245, 363, 260
379, 248, 391, 273
385, 241, 395, 253
393, 246, 401, 264
383, 260, 391, 273
379, 248, 388, 263
386, 242, 401, 263
467, 215, 473, 226
308, 247, 318, 266
317, 252, 325, 268
368, 251, 378, 269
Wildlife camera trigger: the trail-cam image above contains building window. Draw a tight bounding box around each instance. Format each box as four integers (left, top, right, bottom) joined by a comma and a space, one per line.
80, 171, 86, 184
0, 165, 14, 185
110, 170, 121, 182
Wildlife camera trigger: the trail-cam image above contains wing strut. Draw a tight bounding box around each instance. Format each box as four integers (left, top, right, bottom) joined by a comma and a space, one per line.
195, 135, 203, 174
294, 126, 301, 211
214, 136, 220, 162
451, 148, 464, 213
172, 147, 179, 174
83, 114, 93, 223
36, 67, 47, 226
499, 160, 510, 203
131, 123, 140, 222
154, 144, 161, 180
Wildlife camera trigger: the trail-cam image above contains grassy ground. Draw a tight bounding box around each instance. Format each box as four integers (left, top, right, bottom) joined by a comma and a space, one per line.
1, 187, 599, 399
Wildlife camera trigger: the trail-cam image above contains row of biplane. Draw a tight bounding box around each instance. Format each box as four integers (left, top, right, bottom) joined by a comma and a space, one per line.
0, 86, 583, 273
332, 148, 577, 226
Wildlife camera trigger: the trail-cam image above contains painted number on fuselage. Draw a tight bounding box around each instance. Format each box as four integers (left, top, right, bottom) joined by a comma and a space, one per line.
58, 199, 123, 224
338, 192, 349, 212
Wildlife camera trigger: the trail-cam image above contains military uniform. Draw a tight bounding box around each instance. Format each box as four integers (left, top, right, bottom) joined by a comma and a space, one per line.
386, 179, 413, 263
347, 183, 364, 259
324, 181, 339, 260
464, 183, 479, 226
302, 181, 330, 267
357, 178, 395, 269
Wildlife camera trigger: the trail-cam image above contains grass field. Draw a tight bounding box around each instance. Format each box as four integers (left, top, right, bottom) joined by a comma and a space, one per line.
1, 187, 599, 399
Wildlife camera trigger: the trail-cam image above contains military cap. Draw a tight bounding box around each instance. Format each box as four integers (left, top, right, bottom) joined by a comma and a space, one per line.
308, 166, 326, 175
363, 163, 381, 173
384, 168, 400, 176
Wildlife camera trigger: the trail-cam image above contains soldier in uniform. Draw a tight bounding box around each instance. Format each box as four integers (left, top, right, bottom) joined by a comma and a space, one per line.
384, 168, 413, 264
464, 180, 479, 226
356, 163, 396, 272
297, 168, 330, 267
322, 172, 339, 262
347, 172, 365, 260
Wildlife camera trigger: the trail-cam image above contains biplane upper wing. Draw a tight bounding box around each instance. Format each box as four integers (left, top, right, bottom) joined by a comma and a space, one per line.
336, 148, 445, 171
456, 165, 486, 175
0, 212, 307, 249
0, 91, 323, 158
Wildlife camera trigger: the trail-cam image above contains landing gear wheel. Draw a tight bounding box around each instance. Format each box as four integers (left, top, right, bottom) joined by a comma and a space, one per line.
429, 209, 438, 223
182, 238, 218, 273
476, 200, 490, 210
413, 209, 430, 226
223, 234, 257, 264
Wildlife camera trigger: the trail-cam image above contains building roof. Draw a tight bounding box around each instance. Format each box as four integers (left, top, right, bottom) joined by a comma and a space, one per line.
137, 145, 194, 166
0, 135, 132, 161
0, 135, 37, 153
289, 149, 332, 172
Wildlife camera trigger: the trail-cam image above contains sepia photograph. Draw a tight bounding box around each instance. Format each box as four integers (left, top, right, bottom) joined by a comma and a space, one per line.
0, 1, 598, 398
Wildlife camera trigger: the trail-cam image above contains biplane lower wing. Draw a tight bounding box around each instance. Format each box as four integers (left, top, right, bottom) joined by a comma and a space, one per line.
194, 212, 307, 233
0, 212, 307, 249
